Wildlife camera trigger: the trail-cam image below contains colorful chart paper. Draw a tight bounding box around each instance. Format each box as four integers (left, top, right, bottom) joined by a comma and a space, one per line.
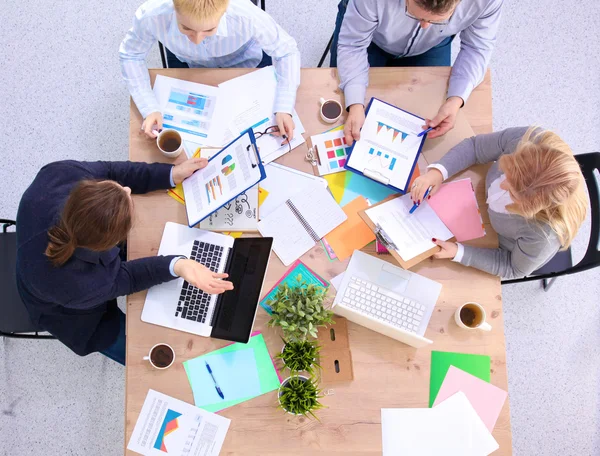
310, 129, 352, 176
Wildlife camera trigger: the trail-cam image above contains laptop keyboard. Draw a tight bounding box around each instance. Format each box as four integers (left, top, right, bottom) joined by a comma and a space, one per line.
341, 276, 426, 333
175, 240, 224, 323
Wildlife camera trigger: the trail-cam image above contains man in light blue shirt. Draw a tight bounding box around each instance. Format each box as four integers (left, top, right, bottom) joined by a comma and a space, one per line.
120, 0, 301, 142
331, 0, 503, 145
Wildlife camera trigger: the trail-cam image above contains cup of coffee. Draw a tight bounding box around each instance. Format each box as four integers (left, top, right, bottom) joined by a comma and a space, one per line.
157, 129, 184, 158
319, 97, 343, 124
455, 302, 492, 331
143, 343, 176, 369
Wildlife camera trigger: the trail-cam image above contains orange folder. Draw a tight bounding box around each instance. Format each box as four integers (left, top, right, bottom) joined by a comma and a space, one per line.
324, 196, 376, 261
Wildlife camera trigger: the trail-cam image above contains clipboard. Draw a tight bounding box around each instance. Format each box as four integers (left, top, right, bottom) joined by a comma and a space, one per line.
358, 195, 444, 270
183, 128, 266, 227
344, 98, 426, 194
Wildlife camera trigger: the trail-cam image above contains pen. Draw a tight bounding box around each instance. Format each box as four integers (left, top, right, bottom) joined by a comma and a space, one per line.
417, 127, 434, 137
205, 362, 225, 400
409, 186, 432, 214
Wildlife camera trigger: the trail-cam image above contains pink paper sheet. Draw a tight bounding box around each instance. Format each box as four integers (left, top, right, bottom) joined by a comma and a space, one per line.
428, 178, 486, 242
433, 365, 508, 432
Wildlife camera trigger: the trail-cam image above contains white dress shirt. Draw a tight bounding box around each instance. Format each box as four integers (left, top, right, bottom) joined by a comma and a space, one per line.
119, 0, 301, 118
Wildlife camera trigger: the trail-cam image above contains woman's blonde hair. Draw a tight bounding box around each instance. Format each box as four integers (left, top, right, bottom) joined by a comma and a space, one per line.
173, 0, 229, 22
499, 127, 587, 249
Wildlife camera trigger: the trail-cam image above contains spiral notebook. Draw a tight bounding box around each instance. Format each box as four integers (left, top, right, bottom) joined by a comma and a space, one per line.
257, 185, 347, 266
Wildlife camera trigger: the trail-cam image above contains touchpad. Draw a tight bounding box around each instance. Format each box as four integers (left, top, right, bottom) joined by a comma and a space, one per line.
377, 263, 410, 294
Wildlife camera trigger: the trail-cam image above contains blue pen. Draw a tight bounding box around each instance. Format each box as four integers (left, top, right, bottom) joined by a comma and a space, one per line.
409, 186, 432, 214
205, 362, 225, 400
417, 127, 434, 137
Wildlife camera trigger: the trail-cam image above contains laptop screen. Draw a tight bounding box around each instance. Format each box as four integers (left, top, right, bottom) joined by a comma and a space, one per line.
210, 237, 273, 343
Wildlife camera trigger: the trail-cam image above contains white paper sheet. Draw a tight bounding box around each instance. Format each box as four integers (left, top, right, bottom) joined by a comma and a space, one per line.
330, 272, 345, 290
347, 98, 425, 191
365, 194, 453, 261
127, 389, 230, 456
199, 184, 259, 231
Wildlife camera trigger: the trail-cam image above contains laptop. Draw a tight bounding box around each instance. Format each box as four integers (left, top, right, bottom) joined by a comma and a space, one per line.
332, 250, 442, 348
142, 222, 273, 343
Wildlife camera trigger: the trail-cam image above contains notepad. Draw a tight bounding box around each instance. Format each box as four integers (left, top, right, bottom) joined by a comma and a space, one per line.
324, 196, 375, 261
257, 185, 347, 266
428, 178, 486, 242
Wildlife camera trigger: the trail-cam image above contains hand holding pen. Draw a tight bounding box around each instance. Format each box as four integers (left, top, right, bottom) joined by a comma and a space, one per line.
410, 168, 444, 205
409, 186, 432, 214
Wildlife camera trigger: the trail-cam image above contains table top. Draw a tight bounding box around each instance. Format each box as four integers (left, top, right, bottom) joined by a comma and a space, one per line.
126, 67, 511, 455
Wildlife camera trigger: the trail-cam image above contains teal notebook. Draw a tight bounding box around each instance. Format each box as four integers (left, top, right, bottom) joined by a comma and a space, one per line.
183, 332, 281, 412
259, 260, 329, 314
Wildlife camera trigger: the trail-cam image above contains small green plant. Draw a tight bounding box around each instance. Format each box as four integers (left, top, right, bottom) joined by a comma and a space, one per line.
278, 376, 324, 419
267, 276, 334, 340
277, 339, 321, 375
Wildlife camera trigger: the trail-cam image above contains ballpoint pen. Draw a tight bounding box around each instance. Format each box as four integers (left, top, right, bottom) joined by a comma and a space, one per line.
417, 126, 434, 137
205, 362, 225, 400
409, 186, 432, 214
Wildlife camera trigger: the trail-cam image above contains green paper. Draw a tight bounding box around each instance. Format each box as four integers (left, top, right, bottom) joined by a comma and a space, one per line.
429, 351, 491, 407
183, 333, 281, 412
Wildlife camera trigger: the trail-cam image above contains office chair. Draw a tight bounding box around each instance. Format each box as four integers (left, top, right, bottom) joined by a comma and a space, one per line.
502, 152, 600, 291
0, 219, 55, 339
317, 33, 334, 68
158, 0, 266, 69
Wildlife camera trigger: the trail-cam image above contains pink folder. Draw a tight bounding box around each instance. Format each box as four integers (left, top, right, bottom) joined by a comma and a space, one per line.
428, 178, 486, 242
433, 366, 508, 432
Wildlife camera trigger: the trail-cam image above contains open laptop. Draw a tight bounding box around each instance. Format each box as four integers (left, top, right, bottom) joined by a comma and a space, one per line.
332, 250, 442, 348
142, 222, 273, 343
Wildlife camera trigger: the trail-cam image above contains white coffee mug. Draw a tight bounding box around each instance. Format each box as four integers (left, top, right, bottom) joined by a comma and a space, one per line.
143, 343, 176, 369
156, 128, 184, 158
319, 97, 343, 124
454, 302, 492, 331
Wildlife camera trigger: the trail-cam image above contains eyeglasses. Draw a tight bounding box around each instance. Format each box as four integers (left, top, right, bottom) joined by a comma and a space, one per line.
254, 125, 292, 154
404, 0, 455, 26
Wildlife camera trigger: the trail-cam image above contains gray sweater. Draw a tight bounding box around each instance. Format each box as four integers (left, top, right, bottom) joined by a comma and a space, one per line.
437, 127, 561, 279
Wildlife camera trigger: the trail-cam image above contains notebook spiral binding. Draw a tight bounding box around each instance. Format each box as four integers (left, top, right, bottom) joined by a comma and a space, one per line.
286, 200, 320, 243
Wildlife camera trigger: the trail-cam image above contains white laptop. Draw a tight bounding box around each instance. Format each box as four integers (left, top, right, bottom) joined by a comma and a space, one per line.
142, 222, 273, 343
332, 250, 442, 348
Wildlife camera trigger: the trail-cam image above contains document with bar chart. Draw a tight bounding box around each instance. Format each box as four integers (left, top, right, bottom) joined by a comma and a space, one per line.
182, 129, 266, 227
346, 98, 426, 193
127, 389, 230, 456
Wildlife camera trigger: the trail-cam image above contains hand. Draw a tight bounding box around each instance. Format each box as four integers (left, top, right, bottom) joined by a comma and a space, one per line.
431, 238, 458, 259
174, 259, 234, 294
141, 112, 163, 139
410, 168, 444, 203
423, 97, 463, 139
274, 112, 295, 144
172, 157, 209, 185
344, 104, 365, 145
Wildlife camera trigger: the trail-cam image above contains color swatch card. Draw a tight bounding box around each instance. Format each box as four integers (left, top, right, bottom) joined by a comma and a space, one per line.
428, 178, 486, 242
310, 129, 352, 175
199, 185, 259, 231
429, 351, 491, 407
434, 366, 507, 432
260, 260, 329, 314
183, 333, 281, 413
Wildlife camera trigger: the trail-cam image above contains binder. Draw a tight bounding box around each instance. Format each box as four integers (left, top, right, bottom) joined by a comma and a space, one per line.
182, 128, 266, 227
344, 98, 426, 194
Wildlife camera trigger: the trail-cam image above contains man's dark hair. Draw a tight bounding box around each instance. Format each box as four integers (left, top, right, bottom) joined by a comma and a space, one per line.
413, 0, 458, 15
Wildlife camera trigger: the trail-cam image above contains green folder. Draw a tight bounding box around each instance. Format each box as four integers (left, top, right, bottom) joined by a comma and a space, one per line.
429, 350, 491, 407
183, 332, 281, 412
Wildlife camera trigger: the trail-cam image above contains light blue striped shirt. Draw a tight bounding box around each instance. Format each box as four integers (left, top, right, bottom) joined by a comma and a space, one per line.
119, 0, 301, 118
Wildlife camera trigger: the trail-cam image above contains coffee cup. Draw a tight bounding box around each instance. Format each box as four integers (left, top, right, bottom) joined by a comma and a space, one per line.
143, 343, 176, 369
157, 129, 184, 158
319, 98, 343, 124
454, 302, 492, 331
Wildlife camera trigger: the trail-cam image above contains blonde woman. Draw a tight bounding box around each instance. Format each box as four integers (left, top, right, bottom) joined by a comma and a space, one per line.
411, 127, 587, 279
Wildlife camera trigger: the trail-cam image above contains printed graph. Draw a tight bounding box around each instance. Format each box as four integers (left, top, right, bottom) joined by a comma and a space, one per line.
376, 122, 409, 143
323, 136, 350, 171
368, 148, 397, 171
153, 409, 182, 453
221, 154, 236, 177
205, 176, 223, 204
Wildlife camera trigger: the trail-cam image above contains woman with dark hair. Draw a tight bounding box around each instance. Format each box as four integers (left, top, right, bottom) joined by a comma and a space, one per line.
16, 159, 233, 365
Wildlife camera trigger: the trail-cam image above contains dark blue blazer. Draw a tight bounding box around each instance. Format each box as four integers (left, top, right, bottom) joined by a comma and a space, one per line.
16, 160, 178, 356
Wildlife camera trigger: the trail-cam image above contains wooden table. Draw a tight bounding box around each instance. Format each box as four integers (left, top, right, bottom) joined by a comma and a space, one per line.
126, 68, 512, 455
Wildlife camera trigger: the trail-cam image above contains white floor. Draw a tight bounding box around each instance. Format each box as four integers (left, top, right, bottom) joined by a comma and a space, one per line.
1, 0, 599, 455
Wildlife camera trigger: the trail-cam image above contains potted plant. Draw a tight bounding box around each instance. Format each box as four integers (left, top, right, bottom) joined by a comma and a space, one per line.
278, 375, 324, 419
267, 276, 334, 340
277, 338, 320, 375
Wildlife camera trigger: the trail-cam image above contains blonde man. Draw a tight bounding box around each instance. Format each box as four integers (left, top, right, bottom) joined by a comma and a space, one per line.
120, 0, 301, 140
